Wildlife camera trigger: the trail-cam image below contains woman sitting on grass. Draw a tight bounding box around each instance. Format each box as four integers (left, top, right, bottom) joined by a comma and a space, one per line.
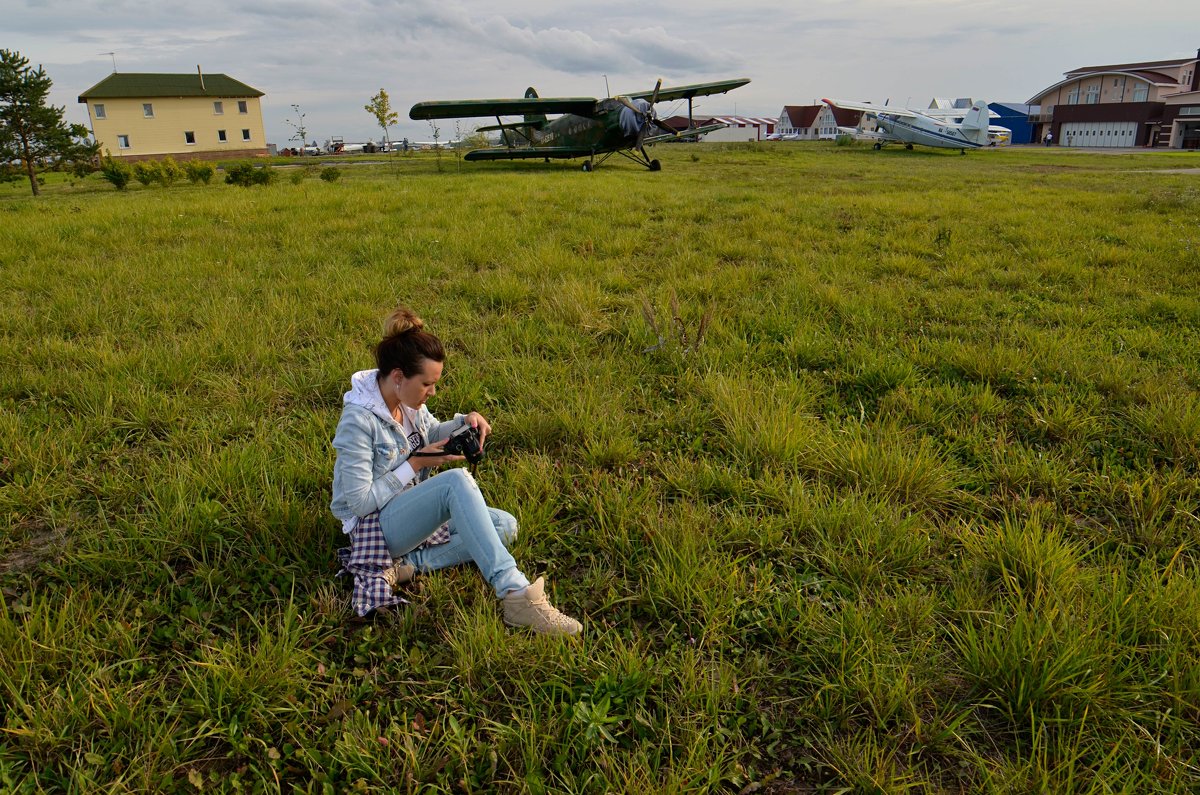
330, 306, 581, 636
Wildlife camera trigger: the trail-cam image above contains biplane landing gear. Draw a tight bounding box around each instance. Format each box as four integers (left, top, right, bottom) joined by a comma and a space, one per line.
649, 159, 661, 171
582, 160, 593, 172
873, 142, 882, 150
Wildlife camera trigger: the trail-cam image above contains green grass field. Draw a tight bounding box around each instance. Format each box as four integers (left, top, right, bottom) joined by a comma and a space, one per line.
2, 143, 1199, 793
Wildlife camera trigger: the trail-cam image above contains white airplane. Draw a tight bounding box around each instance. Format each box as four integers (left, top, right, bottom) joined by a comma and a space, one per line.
822, 98, 1008, 153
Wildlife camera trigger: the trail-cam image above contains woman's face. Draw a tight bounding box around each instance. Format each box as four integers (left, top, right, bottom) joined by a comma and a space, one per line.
395, 358, 443, 409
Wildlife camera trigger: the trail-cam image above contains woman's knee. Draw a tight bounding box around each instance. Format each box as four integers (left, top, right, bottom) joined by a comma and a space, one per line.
440, 466, 479, 493
494, 510, 519, 547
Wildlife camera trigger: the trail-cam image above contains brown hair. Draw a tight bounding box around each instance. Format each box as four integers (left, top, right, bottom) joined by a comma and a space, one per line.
375, 306, 445, 378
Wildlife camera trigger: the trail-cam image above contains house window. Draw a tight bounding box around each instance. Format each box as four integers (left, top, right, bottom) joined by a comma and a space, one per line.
184, 131, 196, 145
1133, 86, 1148, 102
241, 128, 251, 141
1067, 90, 1079, 105
214, 101, 224, 115
143, 103, 154, 118
94, 103, 106, 119
237, 100, 248, 114
117, 134, 130, 149
1085, 87, 1099, 104
218, 129, 227, 142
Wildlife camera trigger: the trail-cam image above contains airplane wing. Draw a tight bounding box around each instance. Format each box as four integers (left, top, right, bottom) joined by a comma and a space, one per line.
626, 78, 750, 103
642, 120, 729, 145
822, 98, 920, 119
464, 146, 596, 162
836, 126, 895, 142
410, 97, 597, 120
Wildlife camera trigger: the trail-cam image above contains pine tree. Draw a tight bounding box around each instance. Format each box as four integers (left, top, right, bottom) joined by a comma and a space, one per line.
0, 49, 98, 196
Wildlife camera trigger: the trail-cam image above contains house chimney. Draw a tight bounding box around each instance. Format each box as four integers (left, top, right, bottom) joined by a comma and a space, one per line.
198, 65, 205, 91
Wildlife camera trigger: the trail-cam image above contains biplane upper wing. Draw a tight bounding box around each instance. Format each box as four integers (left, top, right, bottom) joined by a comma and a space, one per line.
626, 78, 750, 103
410, 97, 597, 120
464, 145, 597, 162
821, 98, 919, 119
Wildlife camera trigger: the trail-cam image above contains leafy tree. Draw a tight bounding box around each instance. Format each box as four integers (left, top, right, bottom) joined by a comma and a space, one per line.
285, 104, 308, 155
365, 88, 398, 150
0, 49, 98, 196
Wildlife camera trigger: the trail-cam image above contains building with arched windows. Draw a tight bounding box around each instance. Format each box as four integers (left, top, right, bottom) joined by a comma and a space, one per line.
1027, 49, 1200, 148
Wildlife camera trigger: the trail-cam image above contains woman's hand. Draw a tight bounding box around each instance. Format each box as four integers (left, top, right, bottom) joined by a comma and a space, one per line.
409, 439, 465, 470
463, 412, 491, 446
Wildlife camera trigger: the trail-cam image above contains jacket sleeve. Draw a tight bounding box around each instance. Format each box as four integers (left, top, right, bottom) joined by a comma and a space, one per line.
427, 411, 467, 443
331, 409, 410, 517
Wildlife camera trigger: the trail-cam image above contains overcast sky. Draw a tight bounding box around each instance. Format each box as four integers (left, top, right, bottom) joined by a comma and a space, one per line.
7, 0, 1197, 146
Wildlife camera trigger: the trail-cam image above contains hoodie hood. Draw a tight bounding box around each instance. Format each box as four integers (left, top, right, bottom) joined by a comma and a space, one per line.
344, 369, 401, 428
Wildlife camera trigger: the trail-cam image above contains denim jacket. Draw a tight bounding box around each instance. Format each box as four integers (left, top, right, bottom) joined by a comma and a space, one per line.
330, 369, 465, 533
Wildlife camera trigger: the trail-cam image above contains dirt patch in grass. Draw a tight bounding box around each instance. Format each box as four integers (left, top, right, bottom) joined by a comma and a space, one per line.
0, 520, 65, 576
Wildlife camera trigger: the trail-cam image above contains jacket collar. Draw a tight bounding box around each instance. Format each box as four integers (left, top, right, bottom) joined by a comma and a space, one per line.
344, 369, 402, 429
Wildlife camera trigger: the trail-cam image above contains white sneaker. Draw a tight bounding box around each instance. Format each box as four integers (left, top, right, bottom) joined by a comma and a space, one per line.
502, 577, 582, 636
382, 559, 415, 590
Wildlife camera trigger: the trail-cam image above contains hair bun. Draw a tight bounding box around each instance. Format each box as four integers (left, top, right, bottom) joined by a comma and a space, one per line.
383, 306, 424, 338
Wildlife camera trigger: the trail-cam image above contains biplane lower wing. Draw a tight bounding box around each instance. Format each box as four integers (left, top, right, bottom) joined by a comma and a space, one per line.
410, 97, 597, 120
475, 121, 544, 133
627, 78, 750, 103
464, 146, 597, 162
642, 121, 729, 145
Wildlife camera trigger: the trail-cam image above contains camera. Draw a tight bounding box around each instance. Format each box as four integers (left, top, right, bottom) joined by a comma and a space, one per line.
443, 424, 484, 464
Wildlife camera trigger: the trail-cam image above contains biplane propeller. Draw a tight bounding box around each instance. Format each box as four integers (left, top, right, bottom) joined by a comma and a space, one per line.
408, 77, 750, 171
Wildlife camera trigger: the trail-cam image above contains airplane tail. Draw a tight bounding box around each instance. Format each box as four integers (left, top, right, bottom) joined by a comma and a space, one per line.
523, 87, 547, 129
960, 100, 990, 145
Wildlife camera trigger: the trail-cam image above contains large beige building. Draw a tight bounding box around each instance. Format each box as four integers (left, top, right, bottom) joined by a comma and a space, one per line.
79, 71, 268, 161
1026, 49, 1200, 148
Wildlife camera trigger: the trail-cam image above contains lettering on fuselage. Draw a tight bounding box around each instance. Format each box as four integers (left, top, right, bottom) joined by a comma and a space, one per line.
541, 115, 600, 145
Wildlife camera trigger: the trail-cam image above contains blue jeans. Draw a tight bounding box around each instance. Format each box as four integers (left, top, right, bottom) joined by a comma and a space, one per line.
378, 467, 530, 598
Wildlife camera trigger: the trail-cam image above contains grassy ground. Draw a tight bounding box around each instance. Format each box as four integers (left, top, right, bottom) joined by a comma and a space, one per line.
2, 142, 1199, 792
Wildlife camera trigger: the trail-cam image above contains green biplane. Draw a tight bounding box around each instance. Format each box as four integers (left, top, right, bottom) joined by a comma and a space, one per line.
408, 77, 750, 171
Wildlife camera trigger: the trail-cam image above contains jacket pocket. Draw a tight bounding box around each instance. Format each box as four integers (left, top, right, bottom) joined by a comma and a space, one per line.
373, 443, 400, 475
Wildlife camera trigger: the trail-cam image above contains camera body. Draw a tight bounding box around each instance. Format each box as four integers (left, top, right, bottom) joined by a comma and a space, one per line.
443, 424, 484, 464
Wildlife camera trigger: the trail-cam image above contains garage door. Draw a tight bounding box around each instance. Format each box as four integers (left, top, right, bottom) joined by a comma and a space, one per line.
1060, 121, 1138, 148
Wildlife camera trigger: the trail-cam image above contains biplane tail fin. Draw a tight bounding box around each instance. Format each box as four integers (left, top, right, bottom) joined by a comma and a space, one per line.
523, 87, 548, 130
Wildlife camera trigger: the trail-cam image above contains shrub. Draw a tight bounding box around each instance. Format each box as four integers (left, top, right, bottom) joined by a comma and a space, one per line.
71, 159, 96, 179
835, 134, 855, 147
157, 157, 183, 187
98, 156, 133, 190
319, 167, 341, 183
132, 160, 160, 186
224, 162, 276, 187
184, 160, 214, 185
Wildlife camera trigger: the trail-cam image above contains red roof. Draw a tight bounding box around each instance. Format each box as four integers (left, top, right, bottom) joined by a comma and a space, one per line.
781, 105, 820, 127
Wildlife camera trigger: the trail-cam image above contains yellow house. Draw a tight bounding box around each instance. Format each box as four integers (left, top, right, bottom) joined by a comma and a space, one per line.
78, 71, 267, 161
